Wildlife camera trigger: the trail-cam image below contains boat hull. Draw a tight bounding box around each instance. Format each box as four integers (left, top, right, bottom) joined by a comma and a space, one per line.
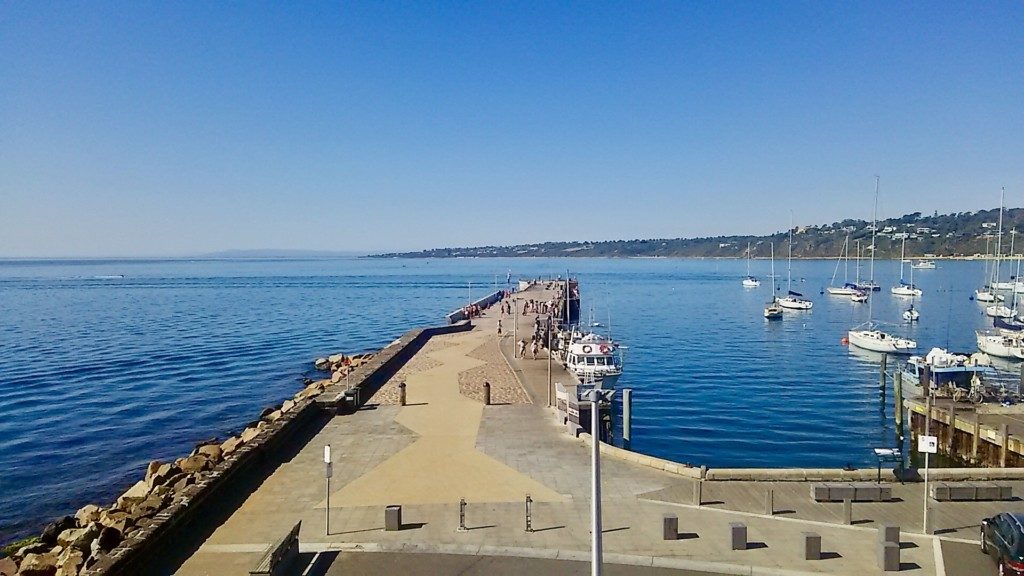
826, 287, 859, 296
742, 279, 761, 288
977, 331, 1024, 360
848, 329, 917, 354
891, 286, 922, 297
778, 297, 812, 310
985, 305, 1017, 318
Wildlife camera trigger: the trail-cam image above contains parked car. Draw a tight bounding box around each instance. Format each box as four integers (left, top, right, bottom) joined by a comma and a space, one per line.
982, 512, 1024, 574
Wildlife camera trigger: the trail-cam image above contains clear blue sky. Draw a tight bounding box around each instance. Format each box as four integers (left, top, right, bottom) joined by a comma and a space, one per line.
2, 2, 1022, 256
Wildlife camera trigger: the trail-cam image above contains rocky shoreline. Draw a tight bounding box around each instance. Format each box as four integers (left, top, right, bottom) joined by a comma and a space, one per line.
0, 350, 375, 576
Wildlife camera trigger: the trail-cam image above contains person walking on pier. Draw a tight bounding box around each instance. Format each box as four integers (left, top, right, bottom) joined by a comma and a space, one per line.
497, 319, 502, 335
531, 340, 539, 360
518, 338, 527, 359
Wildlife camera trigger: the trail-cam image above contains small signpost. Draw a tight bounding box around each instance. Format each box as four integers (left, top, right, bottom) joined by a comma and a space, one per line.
324, 445, 333, 535
918, 434, 937, 534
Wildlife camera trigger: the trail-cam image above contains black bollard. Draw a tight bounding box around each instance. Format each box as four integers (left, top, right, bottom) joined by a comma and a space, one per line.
399, 382, 407, 406
483, 381, 491, 406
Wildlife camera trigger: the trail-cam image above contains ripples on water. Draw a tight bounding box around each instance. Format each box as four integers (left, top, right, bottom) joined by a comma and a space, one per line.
0, 257, 1002, 541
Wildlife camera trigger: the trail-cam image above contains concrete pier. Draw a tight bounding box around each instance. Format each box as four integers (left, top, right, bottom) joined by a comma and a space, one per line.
124, 282, 1008, 575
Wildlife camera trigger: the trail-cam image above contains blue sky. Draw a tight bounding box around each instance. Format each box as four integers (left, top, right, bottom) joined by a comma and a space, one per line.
2, 2, 1022, 256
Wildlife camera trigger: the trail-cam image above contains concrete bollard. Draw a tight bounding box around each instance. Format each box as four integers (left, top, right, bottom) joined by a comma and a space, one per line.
802, 532, 821, 560
398, 382, 407, 406
730, 522, 747, 550
385, 505, 402, 531
663, 514, 678, 540
483, 382, 491, 406
878, 541, 899, 571
843, 498, 853, 525
878, 525, 900, 545
693, 481, 702, 506
764, 488, 774, 516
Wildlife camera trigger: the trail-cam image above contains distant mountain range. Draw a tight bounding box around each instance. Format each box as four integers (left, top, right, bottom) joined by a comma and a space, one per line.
371, 207, 1024, 260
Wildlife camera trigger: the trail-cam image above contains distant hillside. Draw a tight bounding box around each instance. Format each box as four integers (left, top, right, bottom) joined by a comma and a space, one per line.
201, 249, 365, 258
372, 208, 1024, 259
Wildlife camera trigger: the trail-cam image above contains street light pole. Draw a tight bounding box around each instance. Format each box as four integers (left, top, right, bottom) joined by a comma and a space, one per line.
547, 316, 552, 407
583, 388, 614, 576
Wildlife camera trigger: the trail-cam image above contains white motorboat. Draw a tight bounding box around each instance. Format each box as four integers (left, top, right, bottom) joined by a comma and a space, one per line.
903, 304, 920, 322
780, 216, 812, 311
985, 304, 1017, 318
564, 332, 623, 389
742, 242, 760, 287
891, 237, 923, 296
851, 290, 869, 303
977, 329, 1024, 360
975, 288, 1004, 303
911, 260, 936, 270
847, 326, 917, 354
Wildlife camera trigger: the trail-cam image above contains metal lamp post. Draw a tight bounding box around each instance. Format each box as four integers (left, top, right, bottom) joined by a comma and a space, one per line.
582, 388, 615, 576
324, 445, 332, 535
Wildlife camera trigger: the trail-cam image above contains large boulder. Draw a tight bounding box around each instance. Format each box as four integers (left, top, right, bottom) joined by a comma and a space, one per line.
327, 354, 345, 365
220, 436, 243, 456
176, 455, 208, 475
330, 371, 344, 384
195, 443, 223, 463
40, 517, 75, 546
0, 557, 17, 576
15, 542, 49, 557
17, 552, 58, 576
73, 505, 100, 528
58, 523, 98, 553
119, 480, 150, 501
314, 358, 331, 371
280, 400, 295, 414
97, 510, 132, 534
90, 527, 121, 556
145, 462, 180, 489
54, 547, 82, 576
239, 427, 260, 443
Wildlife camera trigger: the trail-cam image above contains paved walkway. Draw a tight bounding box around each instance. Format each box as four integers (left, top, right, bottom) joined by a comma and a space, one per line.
168, 283, 998, 575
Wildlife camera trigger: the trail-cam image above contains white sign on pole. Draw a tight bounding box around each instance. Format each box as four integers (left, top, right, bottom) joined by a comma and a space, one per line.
324, 444, 332, 463
917, 435, 938, 454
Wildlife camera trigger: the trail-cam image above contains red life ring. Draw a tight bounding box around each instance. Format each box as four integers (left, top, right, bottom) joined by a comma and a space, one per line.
599, 344, 610, 354
581, 345, 593, 354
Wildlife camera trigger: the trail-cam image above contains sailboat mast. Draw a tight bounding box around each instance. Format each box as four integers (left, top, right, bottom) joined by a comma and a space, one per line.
788, 216, 793, 292
995, 187, 1005, 288
900, 237, 906, 281
870, 176, 879, 284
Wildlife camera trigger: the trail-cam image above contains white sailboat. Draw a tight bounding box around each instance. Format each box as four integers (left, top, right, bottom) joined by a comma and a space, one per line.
764, 242, 783, 320
742, 242, 760, 287
856, 178, 881, 292
975, 233, 1004, 302
778, 220, 812, 310
850, 240, 869, 303
848, 176, 917, 354
891, 236, 922, 297
985, 188, 1017, 318
826, 234, 859, 295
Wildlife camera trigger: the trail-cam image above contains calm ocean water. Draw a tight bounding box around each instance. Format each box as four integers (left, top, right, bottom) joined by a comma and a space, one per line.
0, 257, 1004, 541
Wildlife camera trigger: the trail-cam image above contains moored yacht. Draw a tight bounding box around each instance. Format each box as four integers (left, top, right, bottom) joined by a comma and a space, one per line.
977, 329, 1024, 360
847, 325, 917, 354
911, 260, 936, 270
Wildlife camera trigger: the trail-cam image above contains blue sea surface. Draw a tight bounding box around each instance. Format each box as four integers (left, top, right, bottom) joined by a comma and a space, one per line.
0, 257, 1003, 542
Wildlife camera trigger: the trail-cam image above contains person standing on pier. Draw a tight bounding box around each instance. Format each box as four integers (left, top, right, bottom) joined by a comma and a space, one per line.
518, 338, 527, 358
497, 319, 502, 335
531, 340, 539, 360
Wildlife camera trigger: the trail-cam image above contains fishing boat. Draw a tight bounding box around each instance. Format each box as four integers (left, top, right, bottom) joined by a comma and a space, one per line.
903, 348, 995, 394
564, 332, 623, 389
778, 219, 812, 310
826, 234, 860, 296
764, 242, 784, 319
742, 242, 760, 287
891, 237, 923, 297
911, 260, 936, 270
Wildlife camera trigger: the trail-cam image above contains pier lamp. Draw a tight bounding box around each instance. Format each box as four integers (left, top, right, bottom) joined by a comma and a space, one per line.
581, 388, 616, 576
324, 445, 332, 535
